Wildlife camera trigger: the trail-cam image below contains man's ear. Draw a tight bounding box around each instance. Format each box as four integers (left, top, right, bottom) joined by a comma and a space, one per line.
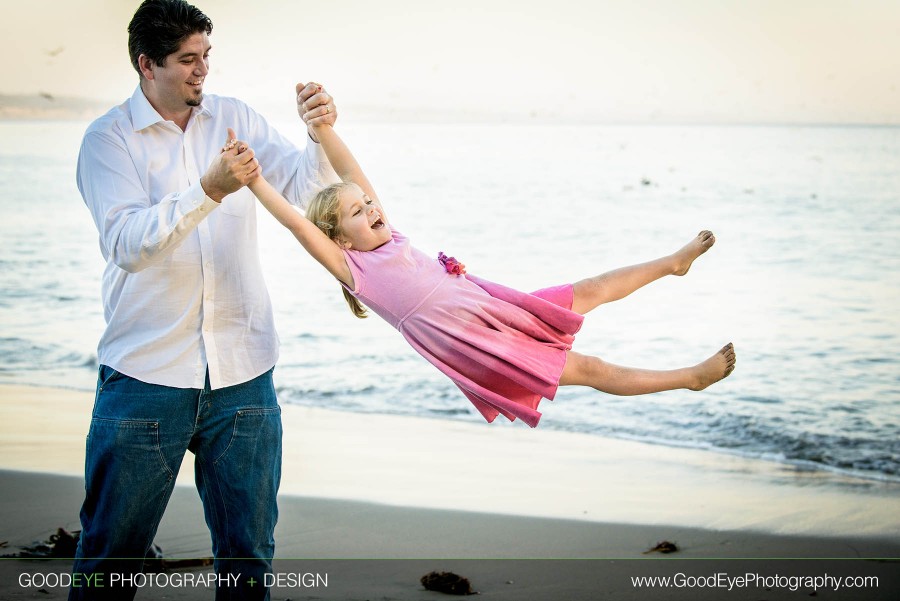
138, 54, 155, 80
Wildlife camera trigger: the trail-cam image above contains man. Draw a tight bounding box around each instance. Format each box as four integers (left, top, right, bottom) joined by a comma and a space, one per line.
71, 1, 337, 599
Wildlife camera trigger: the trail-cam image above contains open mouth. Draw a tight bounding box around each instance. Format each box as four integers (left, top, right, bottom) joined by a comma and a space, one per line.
371, 217, 385, 229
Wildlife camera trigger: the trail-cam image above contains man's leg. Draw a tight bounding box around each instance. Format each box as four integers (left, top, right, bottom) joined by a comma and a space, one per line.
191, 368, 282, 601
70, 366, 197, 601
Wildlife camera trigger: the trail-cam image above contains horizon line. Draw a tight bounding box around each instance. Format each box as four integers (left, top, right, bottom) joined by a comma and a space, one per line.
1, 93, 897, 128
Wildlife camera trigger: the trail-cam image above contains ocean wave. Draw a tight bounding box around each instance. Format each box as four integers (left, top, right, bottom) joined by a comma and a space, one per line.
4, 120, 900, 487
274, 380, 900, 483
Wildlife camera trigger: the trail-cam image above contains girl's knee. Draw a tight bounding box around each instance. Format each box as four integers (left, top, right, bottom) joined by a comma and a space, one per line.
561, 351, 604, 386
571, 280, 593, 314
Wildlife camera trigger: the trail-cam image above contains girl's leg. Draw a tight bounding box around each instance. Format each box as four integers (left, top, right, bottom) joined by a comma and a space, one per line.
559, 343, 735, 395
571, 231, 715, 315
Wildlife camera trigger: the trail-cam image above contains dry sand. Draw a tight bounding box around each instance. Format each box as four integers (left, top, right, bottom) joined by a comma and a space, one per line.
1, 384, 898, 600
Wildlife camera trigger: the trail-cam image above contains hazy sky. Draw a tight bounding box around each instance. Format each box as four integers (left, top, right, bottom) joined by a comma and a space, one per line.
3, 0, 898, 123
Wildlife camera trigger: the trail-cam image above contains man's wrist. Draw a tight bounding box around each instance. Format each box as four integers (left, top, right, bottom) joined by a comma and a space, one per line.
200, 175, 225, 203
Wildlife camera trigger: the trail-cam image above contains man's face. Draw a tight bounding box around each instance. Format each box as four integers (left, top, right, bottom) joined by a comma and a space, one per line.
143, 32, 211, 120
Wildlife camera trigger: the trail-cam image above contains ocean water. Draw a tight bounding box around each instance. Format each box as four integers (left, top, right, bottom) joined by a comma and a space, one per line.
1, 120, 898, 483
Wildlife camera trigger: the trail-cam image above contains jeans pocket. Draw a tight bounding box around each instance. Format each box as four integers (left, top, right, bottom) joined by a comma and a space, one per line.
213, 407, 282, 468
86, 417, 174, 483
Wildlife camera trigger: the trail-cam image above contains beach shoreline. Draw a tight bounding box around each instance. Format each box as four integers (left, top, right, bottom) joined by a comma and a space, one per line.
2, 384, 899, 599
2, 470, 899, 601
2, 384, 898, 537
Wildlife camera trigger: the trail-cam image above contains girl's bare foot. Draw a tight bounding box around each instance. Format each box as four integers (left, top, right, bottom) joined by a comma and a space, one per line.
672, 230, 715, 276
689, 343, 736, 390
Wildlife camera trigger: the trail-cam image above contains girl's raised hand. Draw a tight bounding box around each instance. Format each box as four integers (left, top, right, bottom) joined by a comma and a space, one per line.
221, 127, 249, 155
297, 82, 337, 140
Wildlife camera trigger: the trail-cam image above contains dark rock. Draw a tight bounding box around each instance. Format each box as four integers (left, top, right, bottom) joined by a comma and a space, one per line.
643, 540, 679, 554
421, 571, 477, 595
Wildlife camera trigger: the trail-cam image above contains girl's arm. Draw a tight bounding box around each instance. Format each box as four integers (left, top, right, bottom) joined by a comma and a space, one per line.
248, 175, 354, 288
310, 124, 384, 216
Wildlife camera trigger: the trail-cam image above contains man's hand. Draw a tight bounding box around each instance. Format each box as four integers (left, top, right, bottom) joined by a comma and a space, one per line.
200, 127, 260, 202
296, 82, 337, 142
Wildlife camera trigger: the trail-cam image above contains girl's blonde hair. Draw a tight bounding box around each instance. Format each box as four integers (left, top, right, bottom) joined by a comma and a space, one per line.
307, 182, 368, 319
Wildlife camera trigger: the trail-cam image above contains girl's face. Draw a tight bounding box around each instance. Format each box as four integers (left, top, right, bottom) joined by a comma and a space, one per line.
336, 184, 391, 251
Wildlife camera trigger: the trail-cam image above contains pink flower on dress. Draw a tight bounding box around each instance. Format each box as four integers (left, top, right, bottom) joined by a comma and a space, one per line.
437, 252, 466, 275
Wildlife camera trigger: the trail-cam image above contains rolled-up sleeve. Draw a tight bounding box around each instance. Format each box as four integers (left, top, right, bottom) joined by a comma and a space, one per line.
241, 105, 339, 211
287, 134, 337, 210
77, 129, 219, 273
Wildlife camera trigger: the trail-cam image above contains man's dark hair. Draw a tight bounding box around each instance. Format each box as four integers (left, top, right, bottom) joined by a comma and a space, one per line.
127, 0, 213, 76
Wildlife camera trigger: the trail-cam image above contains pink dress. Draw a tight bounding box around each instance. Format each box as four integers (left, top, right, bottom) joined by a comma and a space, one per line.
342, 229, 583, 427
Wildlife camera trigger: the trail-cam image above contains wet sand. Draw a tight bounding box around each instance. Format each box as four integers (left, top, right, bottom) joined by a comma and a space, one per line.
1, 385, 898, 599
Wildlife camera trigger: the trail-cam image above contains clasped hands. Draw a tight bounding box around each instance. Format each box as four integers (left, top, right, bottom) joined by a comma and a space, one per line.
200, 82, 336, 202
296, 81, 337, 134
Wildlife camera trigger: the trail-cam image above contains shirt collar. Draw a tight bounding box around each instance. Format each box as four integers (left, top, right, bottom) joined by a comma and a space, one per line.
129, 85, 214, 132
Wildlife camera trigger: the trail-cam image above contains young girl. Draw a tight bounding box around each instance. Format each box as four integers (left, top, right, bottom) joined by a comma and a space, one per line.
229, 125, 736, 428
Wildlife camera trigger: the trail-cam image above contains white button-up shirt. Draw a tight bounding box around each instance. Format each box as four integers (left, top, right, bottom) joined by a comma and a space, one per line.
78, 86, 336, 389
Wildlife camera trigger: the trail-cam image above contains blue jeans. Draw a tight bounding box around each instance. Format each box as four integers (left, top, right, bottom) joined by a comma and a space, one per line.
70, 366, 282, 601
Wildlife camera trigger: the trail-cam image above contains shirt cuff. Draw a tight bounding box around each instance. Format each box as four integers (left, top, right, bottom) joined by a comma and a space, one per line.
190, 180, 222, 212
